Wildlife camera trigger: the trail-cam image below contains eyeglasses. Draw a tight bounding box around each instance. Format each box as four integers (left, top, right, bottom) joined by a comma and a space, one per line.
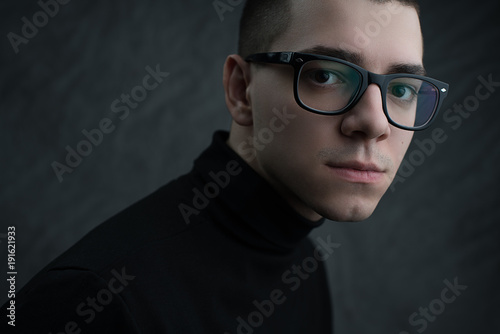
245, 52, 449, 131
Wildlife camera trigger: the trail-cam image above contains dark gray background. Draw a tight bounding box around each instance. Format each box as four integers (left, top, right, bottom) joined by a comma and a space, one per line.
1, 0, 499, 333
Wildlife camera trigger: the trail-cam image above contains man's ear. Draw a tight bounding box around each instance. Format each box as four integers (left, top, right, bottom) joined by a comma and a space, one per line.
223, 54, 253, 126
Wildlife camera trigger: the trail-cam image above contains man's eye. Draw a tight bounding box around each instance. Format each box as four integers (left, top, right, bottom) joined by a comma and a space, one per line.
308, 70, 343, 85
389, 84, 417, 101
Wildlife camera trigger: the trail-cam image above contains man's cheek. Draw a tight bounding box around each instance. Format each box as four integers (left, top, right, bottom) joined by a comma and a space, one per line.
396, 132, 414, 160
385, 135, 412, 178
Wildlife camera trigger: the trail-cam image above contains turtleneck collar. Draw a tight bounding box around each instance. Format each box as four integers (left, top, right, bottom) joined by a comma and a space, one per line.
191, 131, 324, 252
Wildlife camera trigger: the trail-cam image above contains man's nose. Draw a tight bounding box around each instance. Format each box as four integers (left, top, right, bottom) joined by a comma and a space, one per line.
340, 84, 391, 140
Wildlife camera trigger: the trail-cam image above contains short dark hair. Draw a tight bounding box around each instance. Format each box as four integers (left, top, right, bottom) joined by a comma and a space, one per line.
238, 0, 420, 58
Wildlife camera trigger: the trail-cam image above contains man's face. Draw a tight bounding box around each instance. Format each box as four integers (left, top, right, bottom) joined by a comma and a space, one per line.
242, 0, 422, 221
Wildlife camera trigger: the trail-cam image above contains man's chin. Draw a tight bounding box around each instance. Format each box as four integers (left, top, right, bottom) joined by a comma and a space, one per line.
314, 201, 378, 222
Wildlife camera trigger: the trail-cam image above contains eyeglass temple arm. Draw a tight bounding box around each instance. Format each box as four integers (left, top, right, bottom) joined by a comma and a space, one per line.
245, 52, 294, 64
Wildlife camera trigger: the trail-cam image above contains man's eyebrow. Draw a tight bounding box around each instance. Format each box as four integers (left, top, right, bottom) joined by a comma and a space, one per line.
298, 45, 427, 76
298, 45, 364, 65
386, 63, 427, 76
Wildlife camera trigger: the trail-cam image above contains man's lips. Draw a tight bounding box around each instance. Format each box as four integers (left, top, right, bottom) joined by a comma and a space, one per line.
325, 161, 385, 183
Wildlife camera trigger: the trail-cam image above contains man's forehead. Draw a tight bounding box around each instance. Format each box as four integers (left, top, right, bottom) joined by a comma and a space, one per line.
276, 0, 424, 74
299, 45, 426, 76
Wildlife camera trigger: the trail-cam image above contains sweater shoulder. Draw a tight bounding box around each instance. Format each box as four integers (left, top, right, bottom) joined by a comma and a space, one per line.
4, 268, 141, 333
37, 172, 208, 276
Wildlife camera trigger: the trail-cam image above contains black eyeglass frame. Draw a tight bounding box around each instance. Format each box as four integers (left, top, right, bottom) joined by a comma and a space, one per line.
245, 52, 449, 131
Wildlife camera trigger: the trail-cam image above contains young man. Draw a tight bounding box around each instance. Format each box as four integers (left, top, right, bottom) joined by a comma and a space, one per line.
3, 0, 448, 333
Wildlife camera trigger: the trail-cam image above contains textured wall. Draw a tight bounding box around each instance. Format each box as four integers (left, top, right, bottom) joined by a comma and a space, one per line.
1, 0, 499, 333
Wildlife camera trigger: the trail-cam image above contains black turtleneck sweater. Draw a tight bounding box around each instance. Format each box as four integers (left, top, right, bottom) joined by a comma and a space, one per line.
4, 131, 333, 333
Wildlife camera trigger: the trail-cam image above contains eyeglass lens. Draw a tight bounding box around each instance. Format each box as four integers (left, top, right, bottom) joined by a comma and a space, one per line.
297, 60, 439, 128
